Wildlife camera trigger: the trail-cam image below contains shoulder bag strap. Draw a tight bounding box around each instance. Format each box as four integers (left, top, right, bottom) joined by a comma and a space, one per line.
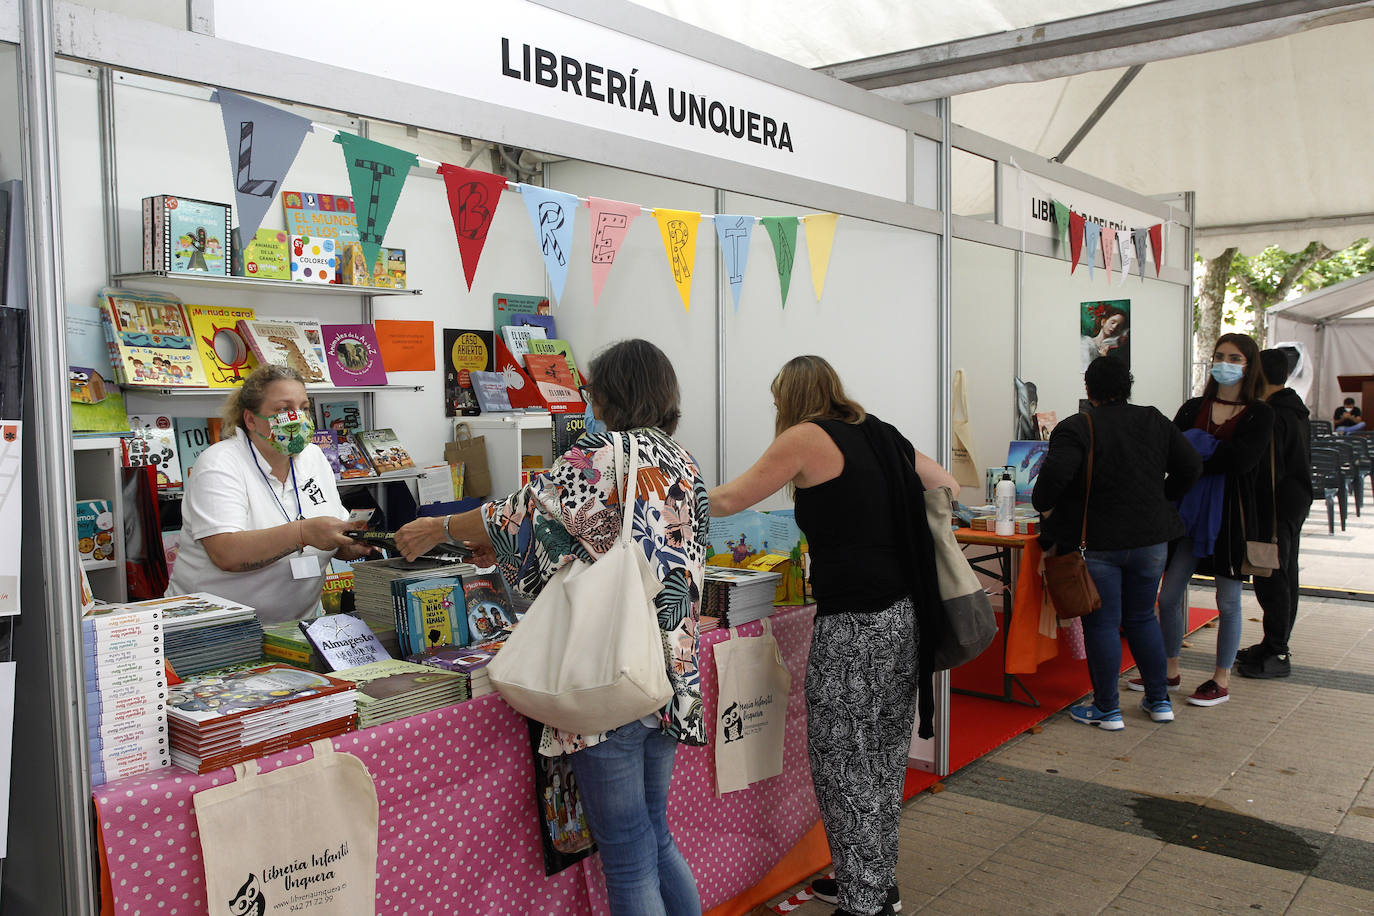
618, 431, 641, 546
1079, 412, 1094, 555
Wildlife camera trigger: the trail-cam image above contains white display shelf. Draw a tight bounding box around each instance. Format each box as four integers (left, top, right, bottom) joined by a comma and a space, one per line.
80, 559, 118, 572
456, 411, 553, 431
158, 466, 428, 499
112, 270, 421, 297
127, 384, 424, 397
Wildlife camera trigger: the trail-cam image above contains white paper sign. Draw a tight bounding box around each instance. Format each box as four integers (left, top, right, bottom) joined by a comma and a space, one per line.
0, 422, 20, 615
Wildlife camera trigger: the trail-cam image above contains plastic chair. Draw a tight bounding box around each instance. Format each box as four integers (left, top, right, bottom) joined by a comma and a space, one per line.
1326, 439, 1362, 517
1344, 435, 1374, 494
1310, 446, 1347, 532
1310, 419, 1334, 437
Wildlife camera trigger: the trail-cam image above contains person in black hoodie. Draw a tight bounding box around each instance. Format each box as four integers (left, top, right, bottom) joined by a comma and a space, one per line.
1149, 333, 1275, 708
1034, 357, 1201, 730
1237, 349, 1312, 678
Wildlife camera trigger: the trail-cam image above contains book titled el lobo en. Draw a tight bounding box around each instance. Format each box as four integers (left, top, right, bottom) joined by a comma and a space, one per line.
235, 318, 332, 387
142, 195, 232, 276
354, 428, 416, 475
97, 287, 209, 388
523, 353, 583, 413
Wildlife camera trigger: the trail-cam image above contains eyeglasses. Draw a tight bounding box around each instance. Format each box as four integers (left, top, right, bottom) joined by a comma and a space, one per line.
1212, 353, 1246, 365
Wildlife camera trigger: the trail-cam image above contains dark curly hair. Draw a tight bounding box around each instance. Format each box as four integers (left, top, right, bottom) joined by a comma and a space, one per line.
586, 339, 681, 435
1084, 355, 1132, 404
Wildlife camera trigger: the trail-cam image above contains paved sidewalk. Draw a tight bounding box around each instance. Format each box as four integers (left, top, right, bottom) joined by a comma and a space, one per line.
768, 552, 1374, 913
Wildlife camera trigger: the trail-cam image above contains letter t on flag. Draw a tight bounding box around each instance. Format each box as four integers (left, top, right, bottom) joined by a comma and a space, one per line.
715, 215, 754, 311
438, 164, 508, 291
333, 132, 418, 275
587, 198, 640, 306
214, 90, 313, 241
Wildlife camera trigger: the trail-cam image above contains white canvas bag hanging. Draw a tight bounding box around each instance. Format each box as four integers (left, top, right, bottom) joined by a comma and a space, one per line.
951, 369, 981, 487
488, 431, 673, 736
713, 617, 792, 795
192, 738, 379, 915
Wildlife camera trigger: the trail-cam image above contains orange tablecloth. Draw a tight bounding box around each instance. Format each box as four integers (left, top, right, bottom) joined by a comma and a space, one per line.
953, 530, 1059, 674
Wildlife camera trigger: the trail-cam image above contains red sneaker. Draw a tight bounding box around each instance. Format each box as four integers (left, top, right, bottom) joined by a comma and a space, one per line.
1126, 675, 1181, 692
1186, 679, 1230, 706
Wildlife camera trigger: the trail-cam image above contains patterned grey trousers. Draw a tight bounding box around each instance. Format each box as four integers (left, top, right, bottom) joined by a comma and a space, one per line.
805, 596, 918, 916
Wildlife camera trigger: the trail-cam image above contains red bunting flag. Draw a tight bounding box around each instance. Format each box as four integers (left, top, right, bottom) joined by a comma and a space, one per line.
1149, 224, 1164, 276
438, 164, 508, 290
1068, 211, 1086, 273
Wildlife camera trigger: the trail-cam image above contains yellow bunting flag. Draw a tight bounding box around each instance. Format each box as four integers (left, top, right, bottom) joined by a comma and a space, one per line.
802, 213, 839, 300
652, 208, 701, 311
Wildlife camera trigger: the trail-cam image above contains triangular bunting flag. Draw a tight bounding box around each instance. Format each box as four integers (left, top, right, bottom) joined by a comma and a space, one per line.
214, 90, 313, 241
1116, 230, 1134, 287
1132, 228, 1149, 281
1068, 211, 1086, 273
587, 197, 641, 306
760, 216, 799, 308
437, 164, 507, 291
1083, 221, 1101, 279
520, 185, 580, 304
1149, 223, 1164, 276
802, 213, 838, 300
714, 214, 755, 312
1102, 227, 1115, 286
1052, 200, 1071, 249
333, 132, 418, 274
652, 208, 701, 311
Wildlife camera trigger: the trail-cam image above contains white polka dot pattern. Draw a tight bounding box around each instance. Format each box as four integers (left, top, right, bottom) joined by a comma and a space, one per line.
93, 607, 821, 915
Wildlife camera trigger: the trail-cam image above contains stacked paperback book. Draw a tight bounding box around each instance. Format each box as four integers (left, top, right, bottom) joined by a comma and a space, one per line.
166, 663, 356, 774
146, 593, 265, 678
84, 608, 170, 785
407, 644, 498, 700
333, 659, 466, 728
703, 567, 782, 628
348, 557, 478, 656
262, 620, 322, 671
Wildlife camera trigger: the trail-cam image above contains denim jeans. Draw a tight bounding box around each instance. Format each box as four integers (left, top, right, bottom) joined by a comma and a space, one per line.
1157, 537, 1243, 670
567, 723, 700, 916
1083, 543, 1170, 710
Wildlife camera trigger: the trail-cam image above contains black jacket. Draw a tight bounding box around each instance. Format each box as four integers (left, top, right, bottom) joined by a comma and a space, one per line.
1267, 388, 1313, 523
1173, 397, 1276, 578
1033, 403, 1201, 554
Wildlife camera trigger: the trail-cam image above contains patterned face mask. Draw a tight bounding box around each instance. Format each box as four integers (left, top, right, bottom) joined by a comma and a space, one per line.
253, 408, 314, 456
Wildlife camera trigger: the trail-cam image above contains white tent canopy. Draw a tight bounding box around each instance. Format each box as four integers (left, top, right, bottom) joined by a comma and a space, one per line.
1268, 272, 1374, 420
633, 0, 1374, 257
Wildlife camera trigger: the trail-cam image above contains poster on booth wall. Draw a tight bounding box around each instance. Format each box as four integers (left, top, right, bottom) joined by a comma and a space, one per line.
1080, 299, 1131, 374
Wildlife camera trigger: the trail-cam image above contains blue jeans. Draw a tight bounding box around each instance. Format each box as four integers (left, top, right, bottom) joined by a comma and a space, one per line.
568, 723, 700, 916
1157, 537, 1243, 670
1083, 543, 1170, 710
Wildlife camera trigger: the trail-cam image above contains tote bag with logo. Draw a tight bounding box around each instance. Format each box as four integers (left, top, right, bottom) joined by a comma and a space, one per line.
193, 739, 379, 915
713, 617, 791, 795
951, 369, 981, 487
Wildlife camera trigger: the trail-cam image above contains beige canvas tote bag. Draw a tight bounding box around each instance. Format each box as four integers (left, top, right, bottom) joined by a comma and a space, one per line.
713, 617, 791, 795
951, 369, 981, 487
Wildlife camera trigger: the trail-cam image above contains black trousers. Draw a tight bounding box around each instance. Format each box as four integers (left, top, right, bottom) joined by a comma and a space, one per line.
1252, 517, 1302, 656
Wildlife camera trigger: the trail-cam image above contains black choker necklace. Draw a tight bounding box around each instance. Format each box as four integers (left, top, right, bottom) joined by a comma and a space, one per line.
1213, 397, 1245, 406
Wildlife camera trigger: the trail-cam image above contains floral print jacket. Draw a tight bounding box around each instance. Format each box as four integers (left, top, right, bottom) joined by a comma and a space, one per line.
480, 427, 709, 756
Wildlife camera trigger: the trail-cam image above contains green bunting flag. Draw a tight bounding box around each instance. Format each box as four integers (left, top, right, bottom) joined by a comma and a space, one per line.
760, 216, 799, 308
1052, 200, 1070, 250
333, 132, 418, 273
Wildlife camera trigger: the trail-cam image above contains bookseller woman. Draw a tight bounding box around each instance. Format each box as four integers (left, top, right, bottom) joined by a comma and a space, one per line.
167, 364, 372, 625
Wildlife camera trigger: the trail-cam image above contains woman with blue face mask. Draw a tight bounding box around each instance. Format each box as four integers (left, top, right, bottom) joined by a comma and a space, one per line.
1131, 333, 1275, 708
167, 364, 373, 624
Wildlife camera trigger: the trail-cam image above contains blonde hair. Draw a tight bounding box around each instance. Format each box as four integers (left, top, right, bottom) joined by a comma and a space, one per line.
221, 364, 307, 433
770, 355, 865, 437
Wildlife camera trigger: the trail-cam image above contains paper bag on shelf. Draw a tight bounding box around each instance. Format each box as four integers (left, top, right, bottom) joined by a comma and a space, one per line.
446, 423, 491, 499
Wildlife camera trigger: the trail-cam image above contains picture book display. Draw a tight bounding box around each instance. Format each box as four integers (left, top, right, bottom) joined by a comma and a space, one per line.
527, 338, 582, 386
123, 415, 183, 490
355, 428, 415, 474
288, 317, 329, 369
470, 370, 512, 413
236, 318, 332, 386
239, 228, 290, 280
76, 498, 115, 563
523, 353, 583, 412
1006, 440, 1050, 501
282, 191, 359, 244
500, 323, 547, 362
311, 428, 341, 475
184, 304, 258, 388
142, 195, 231, 276
322, 324, 388, 386
443, 328, 495, 417
97, 287, 209, 388
492, 339, 546, 410
299, 613, 391, 671
493, 293, 551, 333
289, 235, 338, 284
318, 399, 362, 442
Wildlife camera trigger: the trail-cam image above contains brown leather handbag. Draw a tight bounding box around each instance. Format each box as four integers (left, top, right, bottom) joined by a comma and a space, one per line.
1240, 440, 1279, 577
1042, 413, 1102, 619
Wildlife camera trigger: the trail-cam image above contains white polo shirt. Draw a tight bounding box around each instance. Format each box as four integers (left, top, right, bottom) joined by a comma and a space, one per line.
168, 432, 348, 625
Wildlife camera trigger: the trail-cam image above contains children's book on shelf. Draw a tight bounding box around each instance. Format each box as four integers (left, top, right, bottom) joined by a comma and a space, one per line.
470, 370, 513, 413
443, 328, 495, 417
289, 235, 338, 285
65, 303, 114, 380
317, 399, 362, 443
552, 410, 589, 457
523, 353, 583, 412
354, 428, 415, 474
335, 439, 376, 480
142, 195, 232, 276
384, 248, 407, 289
492, 339, 546, 410
76, 499, 115, 563
184, 304, 258, 388
321, 324, 388, 386
299, 613, 391, 671
337, 240, 373, 286
281, 191, 359, 245
402, 576, 469, 655
173, 417, 218, 479
493, 293, 551, 333
238, 228, 291, 280
235, 318, 332, 387
71, 387, 130, 434
124, 416, 183, 490
311, 428, 341, 476
500, 323, 547, 362
462, 570, 518, 644
286, 318, 329, 370
97, 287, 209, 388
527, 338, 581, 386
68, 366, 109, 405
506, 311, 556, 340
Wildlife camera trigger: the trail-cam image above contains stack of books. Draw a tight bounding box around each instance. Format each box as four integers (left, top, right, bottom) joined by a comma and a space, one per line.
84, 608, 170, 785
333, 659, 466, 728
140, 593, 265, 678
703, 567, 782, 627
349, 557, 477, 655
261, 620, 321, 671
407, 643, 498, 699
166, 664, 356, 774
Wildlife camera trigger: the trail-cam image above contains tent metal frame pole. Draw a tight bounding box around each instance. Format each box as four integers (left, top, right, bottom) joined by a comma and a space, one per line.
934, 96, 953, 778
18, 0, 95, 909
1052, 65, 1144, 164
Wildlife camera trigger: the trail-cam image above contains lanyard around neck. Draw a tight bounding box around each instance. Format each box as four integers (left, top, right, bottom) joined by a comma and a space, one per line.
246, 434, 303, 523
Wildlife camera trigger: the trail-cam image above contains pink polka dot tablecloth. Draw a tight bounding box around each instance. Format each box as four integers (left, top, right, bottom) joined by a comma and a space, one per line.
94, 605, 820, 916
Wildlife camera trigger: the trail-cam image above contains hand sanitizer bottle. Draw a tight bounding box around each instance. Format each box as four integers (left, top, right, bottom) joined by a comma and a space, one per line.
994, 473, 1016, 536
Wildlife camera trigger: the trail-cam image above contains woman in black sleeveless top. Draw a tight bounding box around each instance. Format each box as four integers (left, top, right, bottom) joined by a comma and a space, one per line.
710, 355, 956, 916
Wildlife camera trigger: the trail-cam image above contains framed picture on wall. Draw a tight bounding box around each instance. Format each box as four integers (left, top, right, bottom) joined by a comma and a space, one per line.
1080, 299, 1130, 373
